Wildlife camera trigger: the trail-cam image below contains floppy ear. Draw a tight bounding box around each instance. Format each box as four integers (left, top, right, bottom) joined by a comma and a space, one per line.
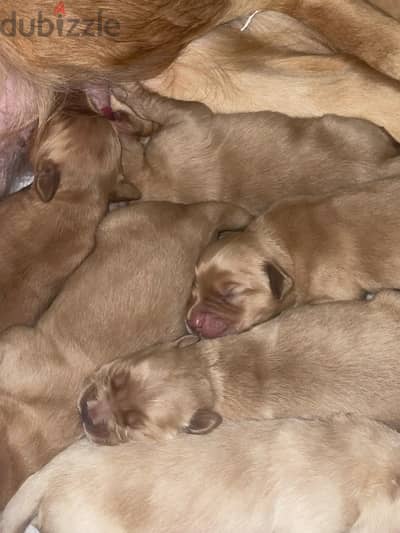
175, 335, 200, 349
264, 261, 293, 300
110, 176, 142, 202
184, 408, 222, 435
34, 159, 60, 202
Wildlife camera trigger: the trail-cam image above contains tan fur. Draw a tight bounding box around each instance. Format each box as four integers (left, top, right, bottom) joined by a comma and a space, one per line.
0, 200, 251, 508
2, 0, 400, 86
0, 0, 280, 87
0, 97, 140, 333
145, 11, 400, 140
113, 84, 400, 216
3, 415, 400, 533
364, 0, 400, 21
188, 177, 400, 336
81, 290, 400, 444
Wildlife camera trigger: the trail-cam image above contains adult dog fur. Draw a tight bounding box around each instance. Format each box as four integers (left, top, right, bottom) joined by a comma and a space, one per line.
145, 11, 400, 141
3, 0, 400, 86
0, 201, 250, 508
2, 0, 400, 195
4, 416, 400, 533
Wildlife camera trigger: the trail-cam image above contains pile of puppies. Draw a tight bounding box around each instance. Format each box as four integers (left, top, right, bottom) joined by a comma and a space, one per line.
2, 5, 400, 533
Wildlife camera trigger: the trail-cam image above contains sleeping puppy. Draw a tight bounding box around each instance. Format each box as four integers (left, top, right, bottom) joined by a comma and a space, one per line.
145, 11, 400, 141
3, 415, 400, 533
0, 200, 250, 508
187, 176, 400, 337
113, 84, 400, 215
0, 95, 139, 333
80, 290, 400, 444
3, 0, 400, 196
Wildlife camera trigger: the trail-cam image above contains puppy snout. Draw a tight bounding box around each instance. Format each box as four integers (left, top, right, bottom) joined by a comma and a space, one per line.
79, 384, 111, 440
187, 307, 229, 338
188, 308, 206, 330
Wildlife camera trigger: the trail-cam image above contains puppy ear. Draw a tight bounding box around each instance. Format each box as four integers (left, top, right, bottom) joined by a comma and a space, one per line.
110, 176, 142, 202
264, 261, 293, 300
184, 408, 222, 435
34, 159, 60, 202
175, 335, 200, 349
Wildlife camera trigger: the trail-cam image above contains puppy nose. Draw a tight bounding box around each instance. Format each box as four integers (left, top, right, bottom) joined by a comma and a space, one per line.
187, 309, 206, 333
79, 384, 97, 428
187, 308, 229, 338
79, 384, 111, 439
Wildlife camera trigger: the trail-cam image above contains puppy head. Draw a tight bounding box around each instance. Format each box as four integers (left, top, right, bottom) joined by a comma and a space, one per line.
30, 95, 140, 203
79, 336, 221, 445
186, 231, 294, 338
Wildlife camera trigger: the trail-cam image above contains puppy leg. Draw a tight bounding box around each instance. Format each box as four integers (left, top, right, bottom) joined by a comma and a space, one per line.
112, 83, 212, 130
0, 462, 48, 533
112, 84, 215, 198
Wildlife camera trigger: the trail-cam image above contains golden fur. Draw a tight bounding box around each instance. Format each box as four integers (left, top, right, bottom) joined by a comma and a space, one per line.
188, 177, 400, 337
0, 97, 139, 333
0, 201, 250, 508
81, 291, 400, 443
2, 0, 400, 86
4, 415, 400, 533
114, 84, 400, 216
145, 11, 400, 140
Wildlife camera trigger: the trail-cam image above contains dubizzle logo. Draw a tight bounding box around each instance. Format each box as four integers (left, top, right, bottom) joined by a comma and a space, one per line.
0, 3, 120, 37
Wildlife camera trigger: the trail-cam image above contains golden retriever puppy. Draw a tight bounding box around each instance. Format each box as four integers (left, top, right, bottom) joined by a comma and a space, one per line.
3, 415, 400, 533
113, 85, 400, 216
80, 290, 400, 444
0, 200, 250, 508
0, 96, 139, 333
145, 11, 400, 141
187, 177, 400, 337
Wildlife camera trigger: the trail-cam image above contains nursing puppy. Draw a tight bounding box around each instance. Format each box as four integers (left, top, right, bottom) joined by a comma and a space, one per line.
3, 416, 400, 533
3, 0, 400, 197
114, 84, 400, 215
0, 96, 139, 333
80, 290, 400, 444
187, 177, 400, 337
0, 201, 250, 508
145, 11, 400, 141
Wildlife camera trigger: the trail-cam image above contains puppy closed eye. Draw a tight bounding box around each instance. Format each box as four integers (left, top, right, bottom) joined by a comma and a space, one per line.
218, 284, 241, 300
122, 409, 144, 428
